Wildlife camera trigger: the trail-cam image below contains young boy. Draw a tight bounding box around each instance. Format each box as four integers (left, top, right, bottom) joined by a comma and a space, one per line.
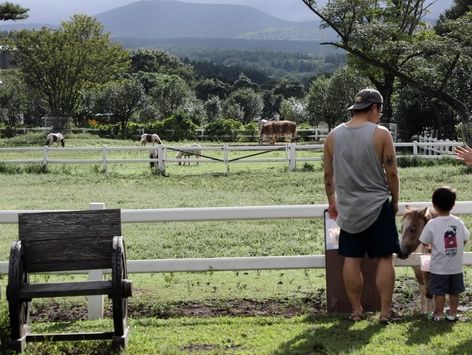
419, 186, 469, 321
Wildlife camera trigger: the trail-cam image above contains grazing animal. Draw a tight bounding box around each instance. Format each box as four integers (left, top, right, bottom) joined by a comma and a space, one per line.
259, 120, 297, 144
45, 132, 65, 147
140, 133, 162, 146
398, 206, 438, 313
175, 144, 202, 165
149, 148, 158, 169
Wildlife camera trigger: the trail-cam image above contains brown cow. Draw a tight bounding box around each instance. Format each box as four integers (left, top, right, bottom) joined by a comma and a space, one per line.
259, 120, 297, 144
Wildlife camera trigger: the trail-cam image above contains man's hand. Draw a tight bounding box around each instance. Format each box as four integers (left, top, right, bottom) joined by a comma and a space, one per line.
328, 203, 338, 219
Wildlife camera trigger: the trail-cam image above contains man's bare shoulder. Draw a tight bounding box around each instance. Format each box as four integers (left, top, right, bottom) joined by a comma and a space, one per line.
375, 125, 393, 139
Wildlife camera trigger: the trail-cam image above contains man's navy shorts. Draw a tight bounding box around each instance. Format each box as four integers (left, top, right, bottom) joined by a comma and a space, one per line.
338, 199, 401, 258
429, 273, 465, 295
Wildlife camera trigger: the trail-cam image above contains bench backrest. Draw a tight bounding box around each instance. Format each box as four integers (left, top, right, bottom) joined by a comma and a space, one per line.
18, 209, 121, 273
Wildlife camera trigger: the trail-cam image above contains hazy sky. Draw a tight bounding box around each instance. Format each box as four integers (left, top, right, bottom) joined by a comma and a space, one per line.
13, 0, 453, 24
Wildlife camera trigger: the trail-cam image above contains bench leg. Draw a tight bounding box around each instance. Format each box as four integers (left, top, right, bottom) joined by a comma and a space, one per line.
112, 328, 129, 353
9, 333, 27, 353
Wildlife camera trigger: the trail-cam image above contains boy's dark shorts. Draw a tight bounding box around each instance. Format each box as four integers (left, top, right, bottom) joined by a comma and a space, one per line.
338, 199, 400, 258
429, 273, 465, 295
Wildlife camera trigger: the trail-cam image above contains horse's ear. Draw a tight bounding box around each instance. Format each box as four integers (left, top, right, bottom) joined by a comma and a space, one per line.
418, 207, 428, 217
427, 207, 438, 219
405, 205, 412, 212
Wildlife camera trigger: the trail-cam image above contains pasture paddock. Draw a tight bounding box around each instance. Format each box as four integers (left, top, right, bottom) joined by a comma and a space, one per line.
1, 137, 472, 353
0, 132, 463, 175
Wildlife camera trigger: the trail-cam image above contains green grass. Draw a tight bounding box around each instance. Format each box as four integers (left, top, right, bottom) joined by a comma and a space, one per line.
1, 135, 472, 354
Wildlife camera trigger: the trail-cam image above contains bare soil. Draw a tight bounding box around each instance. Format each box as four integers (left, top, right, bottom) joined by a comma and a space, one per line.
28, 278, 472, 322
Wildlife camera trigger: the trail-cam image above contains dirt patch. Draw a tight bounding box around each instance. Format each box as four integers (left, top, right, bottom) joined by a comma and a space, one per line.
27, 279, 472, 322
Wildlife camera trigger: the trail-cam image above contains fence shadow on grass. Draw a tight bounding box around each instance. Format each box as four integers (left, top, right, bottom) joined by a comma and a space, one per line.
274, 315, 472, 354
272, 314, 386, 354
404, 318, 472, 353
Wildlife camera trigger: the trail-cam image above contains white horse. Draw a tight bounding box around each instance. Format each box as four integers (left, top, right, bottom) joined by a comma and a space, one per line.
45, 133, 65, 147
175, 144, 202, 165
140, 133, 162, 146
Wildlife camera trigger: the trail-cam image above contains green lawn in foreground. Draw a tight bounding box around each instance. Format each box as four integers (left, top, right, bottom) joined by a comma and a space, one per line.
3, 313, 472, 354
1, 135, 472, 353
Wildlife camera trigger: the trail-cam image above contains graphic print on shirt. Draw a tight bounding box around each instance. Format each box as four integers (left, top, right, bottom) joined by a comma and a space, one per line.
444, 225, 458, 256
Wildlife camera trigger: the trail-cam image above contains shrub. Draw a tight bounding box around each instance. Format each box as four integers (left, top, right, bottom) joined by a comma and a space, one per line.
205, 118, 243, 142
396, 156, 458, 168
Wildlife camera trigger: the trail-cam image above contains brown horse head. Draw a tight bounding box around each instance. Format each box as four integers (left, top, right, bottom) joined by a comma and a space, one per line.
398, 206, 437, 259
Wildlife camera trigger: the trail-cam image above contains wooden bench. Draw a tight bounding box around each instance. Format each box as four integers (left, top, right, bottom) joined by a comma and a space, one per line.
6, 209, 132, 353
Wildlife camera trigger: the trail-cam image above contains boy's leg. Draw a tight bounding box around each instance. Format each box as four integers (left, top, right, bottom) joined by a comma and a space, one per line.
434, 294, 446, 316
448, 294, 459, 317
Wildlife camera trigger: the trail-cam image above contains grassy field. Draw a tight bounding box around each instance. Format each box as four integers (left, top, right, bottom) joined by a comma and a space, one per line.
1, 133, 472, 354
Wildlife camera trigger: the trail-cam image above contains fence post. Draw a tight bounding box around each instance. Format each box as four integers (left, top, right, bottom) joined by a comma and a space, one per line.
42, 146, 49, 168
87, 202, 106, 320
288, 143, 296, 172
102, 146, 108, 175
157, 145, 166, 175
224, 144, 229, 175
413, 141, 418, 156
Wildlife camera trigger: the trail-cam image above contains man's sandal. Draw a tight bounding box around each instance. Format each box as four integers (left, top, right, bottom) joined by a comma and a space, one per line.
348, 312, 364, 322
379, 311, 402, 324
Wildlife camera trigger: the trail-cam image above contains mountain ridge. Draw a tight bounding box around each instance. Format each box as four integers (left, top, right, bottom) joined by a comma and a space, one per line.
94, 0, 327, 41
0, 0, 331, 42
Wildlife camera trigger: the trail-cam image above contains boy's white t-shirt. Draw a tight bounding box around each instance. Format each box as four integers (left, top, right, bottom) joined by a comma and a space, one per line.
419, 215, 469, 275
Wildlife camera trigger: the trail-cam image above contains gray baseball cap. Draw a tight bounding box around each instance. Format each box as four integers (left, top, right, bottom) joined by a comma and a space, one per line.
347, 88, 383, 110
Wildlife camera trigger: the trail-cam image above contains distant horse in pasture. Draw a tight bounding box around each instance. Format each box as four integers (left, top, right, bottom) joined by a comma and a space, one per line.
140, 133, 162, 146
45, 132, 65, 147
175, 144, 202, 165
398, 206, 437, 313
258, 119, 297, 145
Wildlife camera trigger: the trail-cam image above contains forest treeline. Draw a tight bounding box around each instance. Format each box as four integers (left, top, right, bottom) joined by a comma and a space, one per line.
0, 1, 471, 143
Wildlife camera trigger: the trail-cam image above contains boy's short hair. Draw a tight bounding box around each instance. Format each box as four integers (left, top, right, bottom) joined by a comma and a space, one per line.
432, 186, 456, 212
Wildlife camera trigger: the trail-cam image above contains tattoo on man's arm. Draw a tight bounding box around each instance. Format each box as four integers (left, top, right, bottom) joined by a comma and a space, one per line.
325, 181, 335, 196
385, 155, 394, 167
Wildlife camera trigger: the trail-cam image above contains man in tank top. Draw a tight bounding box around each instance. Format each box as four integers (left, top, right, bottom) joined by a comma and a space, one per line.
323, 88, 401, 323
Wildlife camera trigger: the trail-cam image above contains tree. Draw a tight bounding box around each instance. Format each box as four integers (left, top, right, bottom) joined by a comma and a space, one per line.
232, 73, 259, 91
302, 0, 472, 140
279, 97, 308, 123
130, 49, 194, 82
221, 97, 244, 121
261, 90, 283, 119
0, 2, 28, 21
438, 0, 472, 23
227, 88, 264, 123
150, 73, 193, 118
273, 79, 305, 99
0, 70, 28, 129
195, 78, 229, 101
306, 67, 370, 129
94, 78, 145, 137
395, 86, 458, 141
204, 96, 222, 122
13, 15, 130, 118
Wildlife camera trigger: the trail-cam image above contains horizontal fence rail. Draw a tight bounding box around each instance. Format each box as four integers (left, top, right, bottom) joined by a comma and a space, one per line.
2, 201, 472, 319
0, 141, 465, 174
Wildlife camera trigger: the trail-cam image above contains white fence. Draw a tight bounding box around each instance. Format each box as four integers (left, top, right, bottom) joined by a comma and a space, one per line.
416, 133, 458, 156
0, 141, 464, 175
1, 201, 472, 319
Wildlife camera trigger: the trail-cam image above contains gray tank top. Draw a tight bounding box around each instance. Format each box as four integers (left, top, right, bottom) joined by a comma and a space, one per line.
332, 122, 389, 233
